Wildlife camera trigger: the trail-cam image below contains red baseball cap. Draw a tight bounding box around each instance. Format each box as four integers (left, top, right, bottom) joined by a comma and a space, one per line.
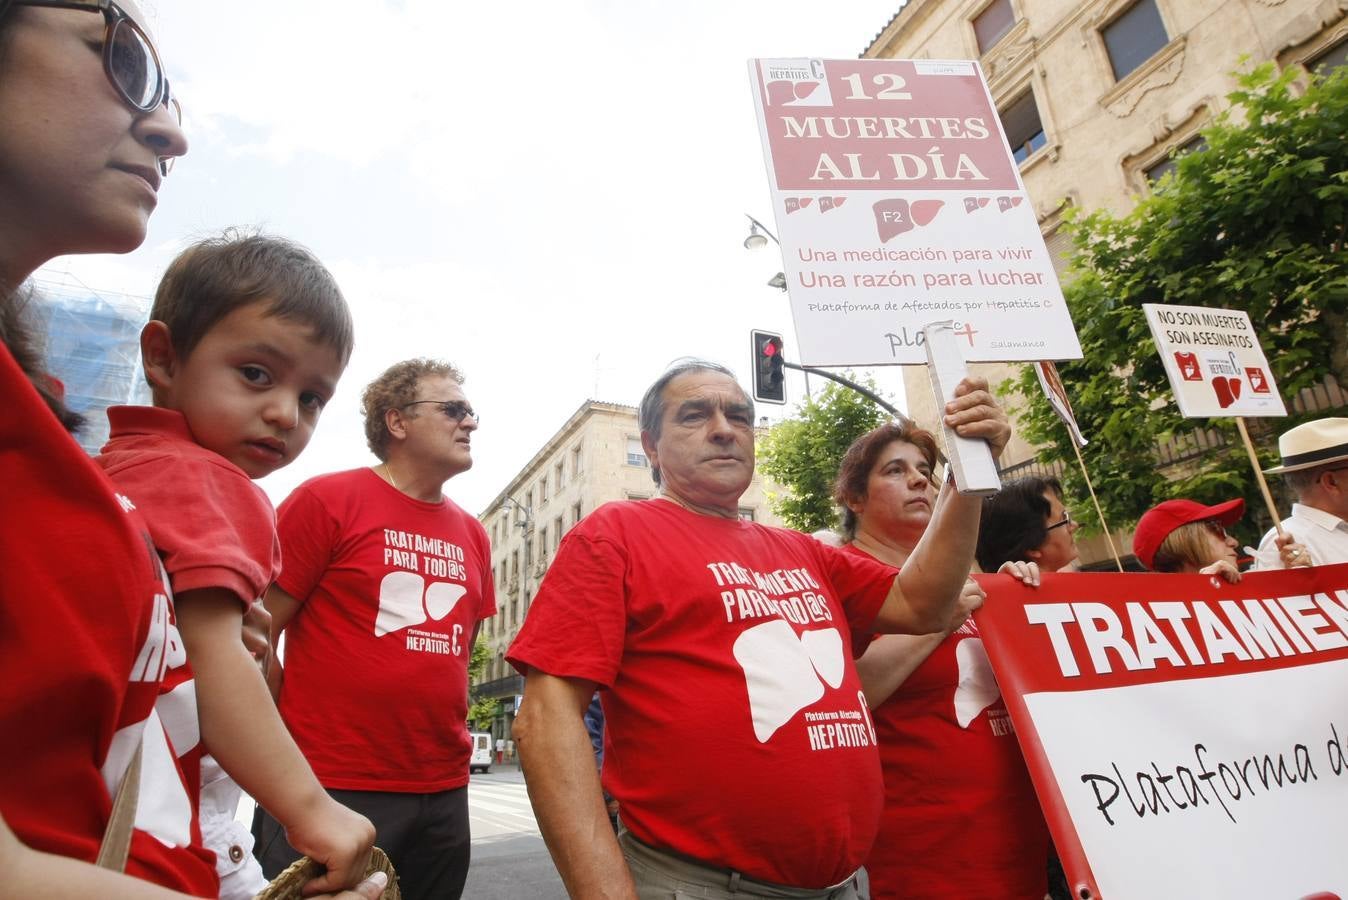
1132, 498, 1245, 570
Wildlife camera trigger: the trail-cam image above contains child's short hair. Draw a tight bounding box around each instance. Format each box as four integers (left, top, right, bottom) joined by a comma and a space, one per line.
151, 230, 354, 365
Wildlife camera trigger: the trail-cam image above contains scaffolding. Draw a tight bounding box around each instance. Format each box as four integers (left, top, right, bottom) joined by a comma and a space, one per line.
31, 275, 150, 456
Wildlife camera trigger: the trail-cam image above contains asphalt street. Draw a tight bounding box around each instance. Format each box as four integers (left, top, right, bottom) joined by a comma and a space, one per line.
465, 766, 567, 899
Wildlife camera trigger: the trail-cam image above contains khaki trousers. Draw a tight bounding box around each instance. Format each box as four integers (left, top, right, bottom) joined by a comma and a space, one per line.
619, 830, 861, 900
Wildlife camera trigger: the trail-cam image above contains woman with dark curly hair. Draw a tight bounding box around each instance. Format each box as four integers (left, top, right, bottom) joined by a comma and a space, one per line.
975, 475, 1081, 577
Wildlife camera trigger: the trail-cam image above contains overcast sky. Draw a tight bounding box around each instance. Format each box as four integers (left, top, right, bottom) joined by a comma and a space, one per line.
40, 1, 907, 513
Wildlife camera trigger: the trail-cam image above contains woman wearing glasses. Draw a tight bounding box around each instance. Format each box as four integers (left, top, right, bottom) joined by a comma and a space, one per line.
0, 3, 384, 897
975, 475, 1082, 580
831, 423, 1050, 900
1131, 497, 1312, 581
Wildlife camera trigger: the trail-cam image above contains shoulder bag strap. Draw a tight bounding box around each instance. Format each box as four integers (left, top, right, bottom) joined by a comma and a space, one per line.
95, 742, 143, 871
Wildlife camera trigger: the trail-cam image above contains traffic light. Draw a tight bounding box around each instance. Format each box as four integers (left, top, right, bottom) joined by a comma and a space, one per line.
751, 330, 786, 404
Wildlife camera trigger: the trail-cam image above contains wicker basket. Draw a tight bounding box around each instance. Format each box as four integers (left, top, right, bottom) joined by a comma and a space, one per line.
254, 847, 400, 900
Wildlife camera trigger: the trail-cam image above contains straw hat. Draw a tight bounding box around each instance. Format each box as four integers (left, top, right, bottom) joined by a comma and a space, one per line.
1264, 417, 1348, 475
255, 848, 400, 900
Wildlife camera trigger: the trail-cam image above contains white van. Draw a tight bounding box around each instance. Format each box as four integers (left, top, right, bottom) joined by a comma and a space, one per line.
469, 732, 493, 774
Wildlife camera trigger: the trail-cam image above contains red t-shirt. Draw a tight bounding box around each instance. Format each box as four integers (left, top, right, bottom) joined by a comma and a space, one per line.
96, 406, 282, 826
0, 349, 217, 895
508, 499, 897, 888
843, 543, 1049, 900
275, 468, 497, 792
98, 406, 280, 606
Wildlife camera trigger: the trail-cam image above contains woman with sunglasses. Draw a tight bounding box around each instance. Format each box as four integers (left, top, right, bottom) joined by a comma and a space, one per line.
831, 422, 1050, 900
1131, 497, 1312, 582
0, 4, 385, 897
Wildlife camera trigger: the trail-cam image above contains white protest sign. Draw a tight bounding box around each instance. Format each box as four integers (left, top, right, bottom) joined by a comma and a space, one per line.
977, 566, 1348, 899
748, 57, 1081, 366
1143, 303, 1287, 417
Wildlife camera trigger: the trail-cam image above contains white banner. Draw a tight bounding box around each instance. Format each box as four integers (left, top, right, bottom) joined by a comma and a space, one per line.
977, 565, 1348, 899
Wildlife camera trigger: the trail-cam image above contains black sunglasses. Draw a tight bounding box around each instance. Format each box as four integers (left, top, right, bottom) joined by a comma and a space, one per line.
401, 400, 480, 425
5, 0, 180, 173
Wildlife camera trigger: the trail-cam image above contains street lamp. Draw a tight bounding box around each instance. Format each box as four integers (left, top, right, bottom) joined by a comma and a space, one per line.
744, 213, 786, 289
742, 213, 780, 249
502, 496, 533, 534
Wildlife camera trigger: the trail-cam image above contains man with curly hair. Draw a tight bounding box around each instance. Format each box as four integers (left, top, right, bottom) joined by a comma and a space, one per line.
254, 359, 495, 900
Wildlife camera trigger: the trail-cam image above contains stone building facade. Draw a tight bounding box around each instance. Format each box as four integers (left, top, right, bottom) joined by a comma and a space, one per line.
863, 0, 1347, 564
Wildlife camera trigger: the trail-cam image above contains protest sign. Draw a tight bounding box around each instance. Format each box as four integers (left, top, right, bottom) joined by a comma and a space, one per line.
976, 564, 1348, 899
1142, 303, 1288, 418
748, 57, 1081, 366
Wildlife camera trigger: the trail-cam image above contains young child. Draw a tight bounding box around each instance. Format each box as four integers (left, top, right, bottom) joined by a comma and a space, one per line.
95, 232, 374, 898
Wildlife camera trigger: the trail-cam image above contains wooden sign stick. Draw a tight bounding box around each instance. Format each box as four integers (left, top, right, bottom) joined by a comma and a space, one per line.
1068, 439, 1124, 571
1234, 416, 1286, 539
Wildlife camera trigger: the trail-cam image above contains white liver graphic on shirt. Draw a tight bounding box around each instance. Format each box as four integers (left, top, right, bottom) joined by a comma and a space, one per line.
733, 621, 844, 742
375, 571, 466, 637
954, 638, 1001, 728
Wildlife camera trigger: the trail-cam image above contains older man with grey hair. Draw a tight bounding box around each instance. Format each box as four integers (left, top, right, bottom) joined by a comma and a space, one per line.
508, 359, 1010, 900
1255, 417, 1348, 568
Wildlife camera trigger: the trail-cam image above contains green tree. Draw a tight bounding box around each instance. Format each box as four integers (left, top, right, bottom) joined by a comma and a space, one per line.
466, 636, 497, 730
757, 377, 894, 532
1008, 64, 1348, 539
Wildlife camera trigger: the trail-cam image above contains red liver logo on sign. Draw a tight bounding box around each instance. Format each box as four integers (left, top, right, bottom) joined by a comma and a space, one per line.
1211, 375, 1243, 408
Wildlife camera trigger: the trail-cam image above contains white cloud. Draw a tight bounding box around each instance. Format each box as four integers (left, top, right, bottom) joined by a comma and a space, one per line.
41, 1, 909, 513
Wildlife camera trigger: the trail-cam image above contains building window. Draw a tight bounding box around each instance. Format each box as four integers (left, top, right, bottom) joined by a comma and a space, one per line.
511, 550, 519, 581
1310, 39, 1348, 74
626, 437, 648, 468
540, 476, 549, 504
1144, 135, 1206, 185
572, 501, 583, 526
1102, 0, 1168, 82
572, 445, 583, 477
555, 461, 565, 491
1000, 89, 1046, 164
553, 517, 564, 551
524, 489, 533, 510
738, 507, 756, 522
973, 0, 1015, 54
626, 491, 651, 501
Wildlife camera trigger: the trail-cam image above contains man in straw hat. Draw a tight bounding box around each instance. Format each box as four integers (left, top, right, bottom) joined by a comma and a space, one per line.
1255, 417, 1348, 567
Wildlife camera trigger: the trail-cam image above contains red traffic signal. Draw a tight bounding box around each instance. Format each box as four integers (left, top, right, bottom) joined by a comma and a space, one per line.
750, 330, 786, 404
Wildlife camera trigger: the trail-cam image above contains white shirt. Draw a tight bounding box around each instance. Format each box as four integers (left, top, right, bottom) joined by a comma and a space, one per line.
198, 755, 267, 900
1253, 503, 1348, 569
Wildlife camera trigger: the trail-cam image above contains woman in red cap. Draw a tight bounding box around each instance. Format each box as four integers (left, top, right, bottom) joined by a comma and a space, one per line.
1132, 498, 1310, 581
